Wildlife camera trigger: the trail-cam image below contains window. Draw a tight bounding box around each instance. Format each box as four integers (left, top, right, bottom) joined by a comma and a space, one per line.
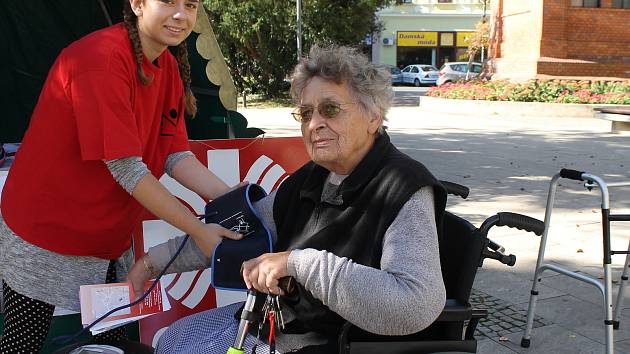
402, 66, 411, 73
571, 0, 600, 7
471, 64, 482, 73
612, 0, 630, 8
451, 64, 466, 72
411, 67, 419, 73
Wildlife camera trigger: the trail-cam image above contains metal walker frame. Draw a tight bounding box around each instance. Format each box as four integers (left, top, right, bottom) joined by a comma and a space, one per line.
521, 169, 630, 354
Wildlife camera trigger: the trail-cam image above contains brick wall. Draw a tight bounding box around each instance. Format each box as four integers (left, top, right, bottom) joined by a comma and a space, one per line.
565, 8, 630, 59
537, 60, 630, 78
490, 0, 630, 80
540, 0, 568, 59
489, 0, 543, 81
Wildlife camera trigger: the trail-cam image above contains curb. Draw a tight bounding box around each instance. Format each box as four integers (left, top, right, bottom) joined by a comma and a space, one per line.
419, 96, 624, 118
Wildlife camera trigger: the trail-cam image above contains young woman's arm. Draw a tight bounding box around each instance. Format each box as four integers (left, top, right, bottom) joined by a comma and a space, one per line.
131, 173, 240, 254
167, 154, 231, 200
105, 157, 240, 256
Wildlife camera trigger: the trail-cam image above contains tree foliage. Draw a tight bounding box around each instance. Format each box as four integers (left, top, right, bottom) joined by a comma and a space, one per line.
203, 0, 391, 98
466, 20, 490, 59
465, 19, 490, 79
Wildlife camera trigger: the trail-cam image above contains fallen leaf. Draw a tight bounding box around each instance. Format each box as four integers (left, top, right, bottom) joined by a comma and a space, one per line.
499, 336, 509, 342
577, 249, 583, 253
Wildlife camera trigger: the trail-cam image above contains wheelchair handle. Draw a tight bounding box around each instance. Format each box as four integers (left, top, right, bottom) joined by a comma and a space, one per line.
497, 212, 545, 236
440, 180, 469, 199
559, 168, 585, 181
480, 212, 544, 236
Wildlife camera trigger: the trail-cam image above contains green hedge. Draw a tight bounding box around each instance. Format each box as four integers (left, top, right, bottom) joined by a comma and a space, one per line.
427, 79, 630, 104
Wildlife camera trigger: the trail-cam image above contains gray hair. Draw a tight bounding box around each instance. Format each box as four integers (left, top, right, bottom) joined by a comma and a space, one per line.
290, 45, 392, 133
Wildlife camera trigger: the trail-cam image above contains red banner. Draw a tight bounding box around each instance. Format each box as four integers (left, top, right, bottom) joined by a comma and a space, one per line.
132, 137, 309, 346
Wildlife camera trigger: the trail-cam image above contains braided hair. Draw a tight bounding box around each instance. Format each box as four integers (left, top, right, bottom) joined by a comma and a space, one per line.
175, 40, 197, 117
122, 1, 197, 117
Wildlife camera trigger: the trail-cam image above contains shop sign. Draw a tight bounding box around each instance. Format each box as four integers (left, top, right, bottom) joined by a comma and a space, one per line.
440, 32, 454, 46
397, 31, 438, 47
456, 31, 476, 47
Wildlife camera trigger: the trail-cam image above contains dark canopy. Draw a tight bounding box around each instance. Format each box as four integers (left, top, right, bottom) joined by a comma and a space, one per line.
0, 0, 261, 143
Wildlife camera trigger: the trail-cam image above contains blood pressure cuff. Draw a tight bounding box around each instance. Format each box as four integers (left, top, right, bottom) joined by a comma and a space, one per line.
205, 184, 272, 291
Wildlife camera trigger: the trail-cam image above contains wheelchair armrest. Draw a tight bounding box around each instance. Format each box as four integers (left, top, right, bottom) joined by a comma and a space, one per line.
436, 299, 473, 322
432, 302, 488, 341
339, 299, 487, 341
338, 300, 488, 354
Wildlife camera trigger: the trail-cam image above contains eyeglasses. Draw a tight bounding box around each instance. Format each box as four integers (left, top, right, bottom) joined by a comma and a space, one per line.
291, 101, 357, 123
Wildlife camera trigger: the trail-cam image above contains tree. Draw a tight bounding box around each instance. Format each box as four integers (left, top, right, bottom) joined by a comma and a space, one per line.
203, 0, 391, 98
465, 20, 490, 80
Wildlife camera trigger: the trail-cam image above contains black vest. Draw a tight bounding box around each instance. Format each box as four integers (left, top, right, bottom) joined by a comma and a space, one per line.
269, 133, 446, 353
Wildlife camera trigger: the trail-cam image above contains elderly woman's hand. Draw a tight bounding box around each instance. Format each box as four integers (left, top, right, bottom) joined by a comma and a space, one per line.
242, 251, 291, 295
127, 254, 155, 300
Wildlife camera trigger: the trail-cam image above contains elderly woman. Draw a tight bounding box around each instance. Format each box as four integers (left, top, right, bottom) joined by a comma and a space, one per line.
129, 44, 447, 353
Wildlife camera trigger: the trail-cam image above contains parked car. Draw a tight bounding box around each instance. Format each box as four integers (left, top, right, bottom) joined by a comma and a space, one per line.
436, 62, 483, 86
387, 65, 403, 85
401, 64, 440, 86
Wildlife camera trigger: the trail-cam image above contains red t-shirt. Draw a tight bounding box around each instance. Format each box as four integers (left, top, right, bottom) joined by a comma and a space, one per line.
1, 24, 190, 259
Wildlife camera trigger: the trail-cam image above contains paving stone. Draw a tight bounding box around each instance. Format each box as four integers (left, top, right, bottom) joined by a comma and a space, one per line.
468, 288, 552, 340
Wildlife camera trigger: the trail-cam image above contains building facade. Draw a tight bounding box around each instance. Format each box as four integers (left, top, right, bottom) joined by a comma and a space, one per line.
373, 0, 488, 69
488, 0, 630, 81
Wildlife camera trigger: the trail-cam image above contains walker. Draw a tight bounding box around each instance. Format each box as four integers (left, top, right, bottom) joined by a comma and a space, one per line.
521, 169, 630, 354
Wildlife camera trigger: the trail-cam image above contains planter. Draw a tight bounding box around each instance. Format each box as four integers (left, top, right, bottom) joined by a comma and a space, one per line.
419, 96, 623, 118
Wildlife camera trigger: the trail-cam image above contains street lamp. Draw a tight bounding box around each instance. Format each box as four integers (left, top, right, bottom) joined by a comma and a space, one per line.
296, 0, 302, 61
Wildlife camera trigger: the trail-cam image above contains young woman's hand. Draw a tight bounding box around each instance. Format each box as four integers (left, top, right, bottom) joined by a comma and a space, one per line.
241, 251, 291, 295
193, 223, 243, 258
127, 254, 155, 300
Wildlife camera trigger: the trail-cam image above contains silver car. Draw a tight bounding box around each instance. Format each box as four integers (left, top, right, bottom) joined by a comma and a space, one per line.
436, 62, 482, 86
387, 65, 403, 86
401, 64, 440, 86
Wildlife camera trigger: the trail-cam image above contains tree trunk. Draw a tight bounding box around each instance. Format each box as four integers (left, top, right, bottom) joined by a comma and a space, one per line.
465, 51, 476, 81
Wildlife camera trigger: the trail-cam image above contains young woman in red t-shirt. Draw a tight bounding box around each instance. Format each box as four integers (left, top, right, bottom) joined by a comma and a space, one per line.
0, 0, 241, 351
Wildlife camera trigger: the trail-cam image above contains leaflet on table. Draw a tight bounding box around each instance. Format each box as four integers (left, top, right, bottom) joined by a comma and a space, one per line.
79, 280, 170, 335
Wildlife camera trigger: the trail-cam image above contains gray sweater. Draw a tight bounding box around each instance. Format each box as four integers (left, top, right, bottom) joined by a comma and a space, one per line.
148, 181, 446, 336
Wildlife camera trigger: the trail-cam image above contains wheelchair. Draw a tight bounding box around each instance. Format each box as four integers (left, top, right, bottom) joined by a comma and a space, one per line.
337, 181, 544, 354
